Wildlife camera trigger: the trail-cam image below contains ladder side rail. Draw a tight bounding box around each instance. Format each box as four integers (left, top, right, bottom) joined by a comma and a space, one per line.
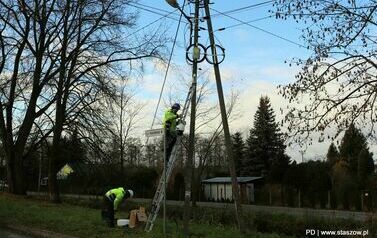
151, 136, 182, 207
146, 80, 195, 232
149, 84, 193, 206
145, 137, 182, 231
150, 137, 181, 206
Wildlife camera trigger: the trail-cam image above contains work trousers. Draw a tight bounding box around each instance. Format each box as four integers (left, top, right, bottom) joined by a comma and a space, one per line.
165, 130, 176, 163
101, 196, 115, 227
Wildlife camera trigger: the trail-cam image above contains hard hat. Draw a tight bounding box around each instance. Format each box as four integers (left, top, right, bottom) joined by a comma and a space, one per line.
127, 189, 134, 198
172, 103, 180, 110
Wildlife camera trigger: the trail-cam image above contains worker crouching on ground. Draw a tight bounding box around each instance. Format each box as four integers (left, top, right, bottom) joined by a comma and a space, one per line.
101, 187, 134, 227
163, 103, 181, 162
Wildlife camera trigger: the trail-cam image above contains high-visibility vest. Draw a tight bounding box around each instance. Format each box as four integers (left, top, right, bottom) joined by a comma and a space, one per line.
162, 109, 178, 133
105, 187, 125, 210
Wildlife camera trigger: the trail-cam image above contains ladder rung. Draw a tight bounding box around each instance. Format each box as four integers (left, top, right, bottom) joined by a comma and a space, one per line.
145, 137, 183, 231
144, 83, 194, 232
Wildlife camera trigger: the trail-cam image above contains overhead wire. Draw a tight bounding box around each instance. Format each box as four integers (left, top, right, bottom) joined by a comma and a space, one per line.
125, 9, 180, 38
132, 2, 181, 17
127, 2, 182, 22
148, 1, 187, 132
183, 23, 191, 49
211, 1, 274, 18
215, 15, 273, 32
210, 8, 307, 49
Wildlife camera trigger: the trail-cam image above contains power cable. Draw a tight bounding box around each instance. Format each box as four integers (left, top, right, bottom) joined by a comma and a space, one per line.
215, 15, 273, 32
210, 8, 307, 49
132, 2, 182, 17
127, 2, 182, 22
211, 1, 274, 18
125, 9, 179, 38
148, 2, 186, 132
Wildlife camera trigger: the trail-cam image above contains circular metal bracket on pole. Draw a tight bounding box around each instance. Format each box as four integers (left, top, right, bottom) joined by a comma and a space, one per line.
186, 43, 206, 63
205, 44, 225, 65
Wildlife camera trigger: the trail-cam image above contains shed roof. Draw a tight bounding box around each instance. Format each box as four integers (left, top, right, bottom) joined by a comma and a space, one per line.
202, 177, 263, 184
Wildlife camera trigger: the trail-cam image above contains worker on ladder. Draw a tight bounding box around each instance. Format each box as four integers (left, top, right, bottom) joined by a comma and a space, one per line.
101, 187, 134, 227
163, 103, 181, 162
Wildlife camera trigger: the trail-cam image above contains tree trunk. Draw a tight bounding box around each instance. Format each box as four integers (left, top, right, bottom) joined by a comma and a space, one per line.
49, 127, 63, 203
192, 171, 198, 206
192, 169, 203, 206
49, 87, 65, 203
6, 149, 26, 194
48, 154, 60, 203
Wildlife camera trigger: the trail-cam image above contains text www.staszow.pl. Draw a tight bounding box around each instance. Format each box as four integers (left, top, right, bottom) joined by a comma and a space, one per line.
306, 229, 369, 237
321, 230, 364, 236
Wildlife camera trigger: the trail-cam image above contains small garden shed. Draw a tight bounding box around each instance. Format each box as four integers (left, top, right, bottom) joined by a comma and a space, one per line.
202, 177, 263, 203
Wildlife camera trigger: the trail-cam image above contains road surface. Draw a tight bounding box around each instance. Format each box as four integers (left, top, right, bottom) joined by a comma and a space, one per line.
27, 192, 377, 222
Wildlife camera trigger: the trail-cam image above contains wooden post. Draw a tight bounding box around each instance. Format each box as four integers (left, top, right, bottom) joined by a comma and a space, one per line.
203, 0, 244, 231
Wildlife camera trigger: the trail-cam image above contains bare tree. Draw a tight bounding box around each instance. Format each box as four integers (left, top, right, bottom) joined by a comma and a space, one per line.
0, 0, 60, 194
274, 1, 377, 143
48, 0, 164, 199
192, 90, 240, 205
125, 137, 143, 165
162, 67, 242, 204
109, 78, 145, 173
0, 0, 165, 196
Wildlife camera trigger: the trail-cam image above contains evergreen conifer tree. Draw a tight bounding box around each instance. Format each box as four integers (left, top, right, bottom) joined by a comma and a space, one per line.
357, 147, 375, 189
244, 96, 289, 181
231, 132, 244, 176
326, 142, 339, 168
337, 123, 375, 195
339, 124, 367, 173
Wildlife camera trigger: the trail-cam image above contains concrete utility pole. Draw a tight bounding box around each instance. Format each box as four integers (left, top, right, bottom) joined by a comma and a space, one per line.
163, 0, 244, 235
203, 0, 244, 231
184, 0, 200, 237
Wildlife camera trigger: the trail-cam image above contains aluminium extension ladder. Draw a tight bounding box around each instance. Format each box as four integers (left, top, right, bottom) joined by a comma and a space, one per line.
145, 82, 194, 232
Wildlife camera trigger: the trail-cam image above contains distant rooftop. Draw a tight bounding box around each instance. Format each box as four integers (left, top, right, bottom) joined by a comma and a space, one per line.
202, 177, 263, 184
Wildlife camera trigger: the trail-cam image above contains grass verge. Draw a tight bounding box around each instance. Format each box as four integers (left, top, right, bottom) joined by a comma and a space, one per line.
0, 193, 289, 238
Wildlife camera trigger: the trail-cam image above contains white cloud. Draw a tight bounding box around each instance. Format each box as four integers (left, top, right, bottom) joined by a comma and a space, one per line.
233, 29, 252, 44
135, 61, 377, 163
215, 63, 334, 162
142, 73, 164, 94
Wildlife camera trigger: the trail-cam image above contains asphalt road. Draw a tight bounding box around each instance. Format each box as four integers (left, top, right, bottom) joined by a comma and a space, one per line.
28, 192, 377, 222
0, 228, 30, 238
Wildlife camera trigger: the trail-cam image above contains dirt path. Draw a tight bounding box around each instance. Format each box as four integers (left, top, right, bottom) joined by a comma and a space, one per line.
0, 228, 31, 238
2, 224, 78, 238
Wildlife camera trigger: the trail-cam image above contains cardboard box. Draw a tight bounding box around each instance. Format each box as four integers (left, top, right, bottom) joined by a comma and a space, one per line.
128, 206, 147, 228
137, 206, 147, 222
129, 210, 137, 228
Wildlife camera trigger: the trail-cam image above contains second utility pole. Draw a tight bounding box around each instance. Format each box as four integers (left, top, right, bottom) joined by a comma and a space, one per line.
203, 0, 244, 232
184, 0, 200, 237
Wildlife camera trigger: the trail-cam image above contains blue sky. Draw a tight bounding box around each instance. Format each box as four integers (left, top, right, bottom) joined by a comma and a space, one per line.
127, 1, 330, 161
131, 1, 311, 64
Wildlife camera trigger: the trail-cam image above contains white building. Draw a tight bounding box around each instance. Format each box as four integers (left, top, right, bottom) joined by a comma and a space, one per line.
202, 177, 263, 204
